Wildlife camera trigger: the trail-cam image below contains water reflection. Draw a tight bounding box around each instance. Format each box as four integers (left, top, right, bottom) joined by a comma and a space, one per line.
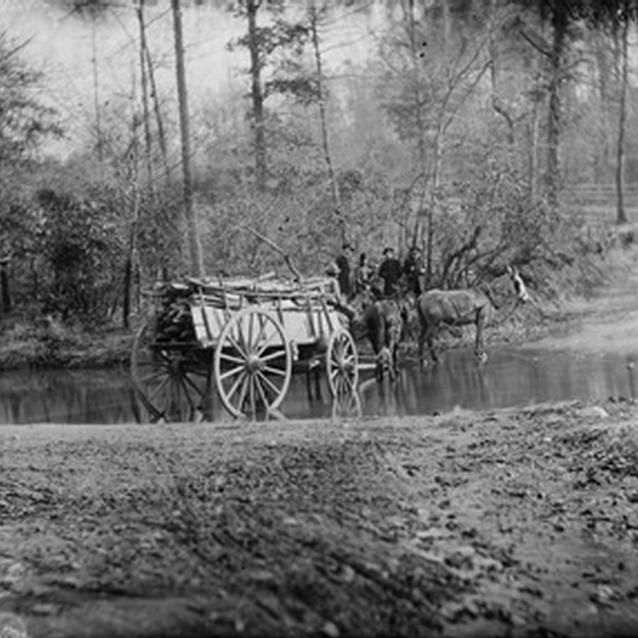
357, 349, 638, 417
0, 347, 636, 424
0, 367, 140, 425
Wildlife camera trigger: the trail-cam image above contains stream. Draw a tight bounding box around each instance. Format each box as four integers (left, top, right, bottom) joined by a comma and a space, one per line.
1, 346, 636, 424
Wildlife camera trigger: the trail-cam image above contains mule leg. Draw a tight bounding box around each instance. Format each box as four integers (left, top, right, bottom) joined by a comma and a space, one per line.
419, 323, 438, 367
418, 323, 427, 368
474, 311, 487, 364
391, 341, 399, 381
428, 328, 439, 364
375, 313, 388, 381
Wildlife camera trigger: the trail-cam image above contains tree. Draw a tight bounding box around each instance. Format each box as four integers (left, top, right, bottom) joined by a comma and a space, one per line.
227, 0, 311, 191
0, 33, 62, 164
171, 0, 204, 278
511, 0, 638, 207
614, 0, 630, 224
308, 2, 343, 242
379, 2, 492, 283
0, 31, 62, 311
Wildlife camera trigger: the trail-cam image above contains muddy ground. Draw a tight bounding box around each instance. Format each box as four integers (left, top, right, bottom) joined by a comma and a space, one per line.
2, 253, 638, 638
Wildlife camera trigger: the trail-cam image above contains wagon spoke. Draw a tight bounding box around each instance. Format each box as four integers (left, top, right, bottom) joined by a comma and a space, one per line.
219, 352, 248, 366
226, 333, 249, 359
256, 370, 283, 397
182, 372, 206, 398
138, 369, 169, 385
262, 364, 288, 377
254, 375, 270, 410
219, 363, 245, 381
340, 354, 356, 367
255, 331, 279, 357
259, 349, 287, 363
235, 374, 250, 413
185, 368, 210, 378
148, 374, 171, 404
178, 375, 197, 413
248, 375, 257, 416
225, 368, 248, 402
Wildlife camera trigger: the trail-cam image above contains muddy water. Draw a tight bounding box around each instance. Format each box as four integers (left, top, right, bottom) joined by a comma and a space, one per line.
1, 346, 637, 424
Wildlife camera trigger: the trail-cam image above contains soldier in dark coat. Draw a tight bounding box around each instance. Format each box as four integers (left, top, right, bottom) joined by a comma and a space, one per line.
403, 246, 425, 296
378, 247, 402, 297
335, 243, 354, 300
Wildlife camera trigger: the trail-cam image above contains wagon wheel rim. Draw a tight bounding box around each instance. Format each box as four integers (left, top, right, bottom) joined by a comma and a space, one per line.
331, 389, 362, 420
326, 328, 359, 397
131, 319, 211, 423
214, 307, 292, 419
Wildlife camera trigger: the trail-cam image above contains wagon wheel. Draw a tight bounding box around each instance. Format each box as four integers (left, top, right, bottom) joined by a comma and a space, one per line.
331, 389, 362, 420
214, 307, 292, 419
131, 319, 212, 423
326, 327, 359, 397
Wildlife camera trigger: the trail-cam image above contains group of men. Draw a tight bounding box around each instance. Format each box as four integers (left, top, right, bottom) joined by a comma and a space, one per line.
332, 243, 425, 301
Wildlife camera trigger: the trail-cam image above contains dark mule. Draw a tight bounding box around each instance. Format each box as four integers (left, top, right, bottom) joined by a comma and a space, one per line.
417, 266, 529, 367
360, 294, 414, 381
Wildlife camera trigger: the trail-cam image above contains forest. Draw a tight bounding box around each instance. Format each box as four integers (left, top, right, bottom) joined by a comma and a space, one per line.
0, 0, 637, 330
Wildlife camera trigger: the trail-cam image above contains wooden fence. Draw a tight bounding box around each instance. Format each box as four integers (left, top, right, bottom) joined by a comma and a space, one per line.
561, 183, 638, 228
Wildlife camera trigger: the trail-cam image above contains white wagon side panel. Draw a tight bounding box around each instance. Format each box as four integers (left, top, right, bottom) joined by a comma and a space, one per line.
190, 300, 346, 349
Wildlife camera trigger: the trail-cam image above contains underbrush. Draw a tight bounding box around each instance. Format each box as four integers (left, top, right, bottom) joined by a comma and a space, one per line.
0, 312, 132, 369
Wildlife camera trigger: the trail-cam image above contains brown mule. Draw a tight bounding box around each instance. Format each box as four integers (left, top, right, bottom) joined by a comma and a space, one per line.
416, 266, 529, 367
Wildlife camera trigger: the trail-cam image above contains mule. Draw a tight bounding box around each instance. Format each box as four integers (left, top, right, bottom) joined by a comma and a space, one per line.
359, 294, 415, 381
417, 266, 529, 367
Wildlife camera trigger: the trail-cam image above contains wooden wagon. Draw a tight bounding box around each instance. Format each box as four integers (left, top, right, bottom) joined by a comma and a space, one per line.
131, 274, 360, 422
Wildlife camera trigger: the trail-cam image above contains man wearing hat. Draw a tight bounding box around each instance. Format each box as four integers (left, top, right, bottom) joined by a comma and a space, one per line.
403, 245, 425, 296
378, 246, 402, 297
335, 242, 354, 300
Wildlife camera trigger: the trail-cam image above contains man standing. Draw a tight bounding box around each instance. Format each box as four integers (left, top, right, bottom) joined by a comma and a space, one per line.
378, 247, 402, 296
403, 245, 425, 296
335, 242, 354, 300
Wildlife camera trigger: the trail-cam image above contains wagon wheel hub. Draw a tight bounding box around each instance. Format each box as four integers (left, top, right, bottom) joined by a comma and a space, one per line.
246, 353, 264, 372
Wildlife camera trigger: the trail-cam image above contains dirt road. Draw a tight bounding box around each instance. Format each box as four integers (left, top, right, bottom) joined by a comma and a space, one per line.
2, 253, 638, 638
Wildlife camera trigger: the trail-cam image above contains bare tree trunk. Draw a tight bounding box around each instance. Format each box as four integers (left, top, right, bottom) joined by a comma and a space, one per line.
487, 0, 514, 144
91, 18, 103, 165
137, 0, 154, 189
144, 43, 170, 183
405, 0, 427, 266
594, 31, 611, 181
546, 4, 568, 209
0, 257, 11, 312
246, 0, 266, 191
529, 90, 541, 203
615, 5, 629, 225
123, 94, 140, 330
426, 128, 443, 287
407, 0, 426, 176
309, 4, 344, 242
171, 0, 204, 278
441, 0, 451, 51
